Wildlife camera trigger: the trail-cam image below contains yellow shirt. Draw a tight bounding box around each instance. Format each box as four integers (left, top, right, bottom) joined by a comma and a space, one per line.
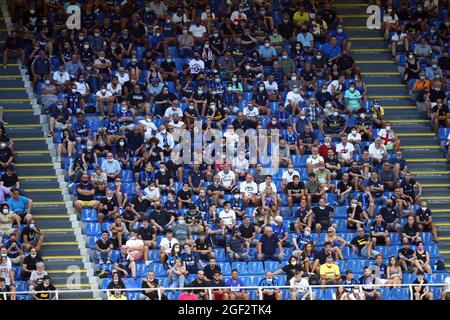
320, 264, 340, 280
293, 12, 310, 26
108, 295, 128, 300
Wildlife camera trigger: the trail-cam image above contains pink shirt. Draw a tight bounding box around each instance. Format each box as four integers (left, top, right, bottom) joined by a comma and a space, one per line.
178, 292, 198, 300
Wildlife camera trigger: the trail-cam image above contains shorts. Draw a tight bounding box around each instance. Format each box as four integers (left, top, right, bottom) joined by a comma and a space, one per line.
9, 256, 21, 264
0, 228, 16, 236
186, 224, 202, 234
290, 196, 302, 204
373, 236, 386, 245
315, 220, 330, 229
131, 103, 148, 113
129, 251, 143, 261
77, 200, 97, 207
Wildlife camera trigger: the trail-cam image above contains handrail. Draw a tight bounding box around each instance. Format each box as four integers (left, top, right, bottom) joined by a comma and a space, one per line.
3, 282, 447, 299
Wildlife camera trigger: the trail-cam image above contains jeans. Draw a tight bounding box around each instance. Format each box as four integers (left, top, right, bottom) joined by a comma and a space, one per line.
95, 250, 112, 262
338, 192, 351, 205
227, 252, 251, 262
170, 273, 186, 288
361, 246, 380, 258
353, 143, 362, 155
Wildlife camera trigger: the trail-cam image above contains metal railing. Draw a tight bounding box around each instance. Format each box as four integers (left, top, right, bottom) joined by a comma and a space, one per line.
2, 282, 447, 300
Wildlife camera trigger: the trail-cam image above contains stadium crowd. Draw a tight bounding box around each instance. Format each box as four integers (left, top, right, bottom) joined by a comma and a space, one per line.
2, 0, 450, 300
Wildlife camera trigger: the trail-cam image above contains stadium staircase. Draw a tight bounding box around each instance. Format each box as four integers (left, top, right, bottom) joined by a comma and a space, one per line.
335, 0, 450, 270
0, 7, 94, 299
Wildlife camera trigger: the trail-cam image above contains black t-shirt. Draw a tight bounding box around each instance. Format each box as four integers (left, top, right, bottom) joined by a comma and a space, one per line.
0, 172, 18, 188
96, 238, 113, 250
141, 278, 160, 299
127, 91, 147, 106
318, 248, 337, 264
415, 208, 432, 222
337, 180, 352, 194
190, 279, 211, 295
132, 197, 150, 213
350, 235, 370, 253
195, 238, 210, 252
207, 183, 224, 194
398, 247, 414, 259
149, 209, 172, 226
380, 206, 398, 223
281, 263, 303, 283
347, 206, 363, 221
155, 171, 172, 186
34, 284, 57, 300
203, 264, 221, 280
77, 182, 95, 201
100, 196, 118, 213
177, 188, 192, 201
286, 181, 305, 195
403, 222, 419, 237
239, 223, 256, 239
23, 254, 44, 272
0, 147, 13, 162
138, 226, 155, 241
313, 206, 333, 222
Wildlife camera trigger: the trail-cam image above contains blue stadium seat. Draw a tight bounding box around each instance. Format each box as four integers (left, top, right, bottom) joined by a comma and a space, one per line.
324, 288, 334, 300
218, 262, 232, 276
347, 260, 364, 273
81, 209, 98, 222
264, 261, 280, 273
213, 248, 226, 262
85, 223, 101, 236
390, 288, 410, 300
379, 288, 390, 300
146, 263, 166, 277
231, 262, 248, 275
247, 262, 265, 275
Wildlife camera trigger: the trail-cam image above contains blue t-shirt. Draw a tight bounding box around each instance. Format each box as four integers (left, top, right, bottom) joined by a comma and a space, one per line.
271, 223, 288, 241
226, 277, 245, 292
181, 251, 200, 273
259, 234, 279, 256
7, 196, 29, 213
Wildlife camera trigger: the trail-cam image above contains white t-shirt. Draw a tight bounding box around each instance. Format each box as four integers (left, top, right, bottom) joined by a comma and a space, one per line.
171, 13, 189, 24
115, 72, 130, 86
230, 11, 247, 24
164, 107, 183, 119
232, 157, 249, 173
75, 81, 89, 95
126, 238, 144, 250
30, 270, 48, 286
290, 277, 310, 295
243, 106, 259, 118
444, 277, 450, 293
391, 32, 407, 44
0, 264, 12, 285
143, 187, 161, 200
218, 170, 236, 188
383, 13, 398, 24
285, 91, 304, 107
189, 24, 207, 38
306, 155, 324, 166
282, 170, 301, 183
219, 209, 236, 225
239, 181, 258, 196
160, 237, 179, 255
368, 143, 387, 160
52, 70, 70, 84
95, 90, 113, 99
168, 120, 185, 129
336, 142, 355, 160
263, 80, 278, 94
201, 12, 216, 21
107, 83, 122, 96
347, 132, 362, 143
258, 182, 277, 193
189, 58, 205, 74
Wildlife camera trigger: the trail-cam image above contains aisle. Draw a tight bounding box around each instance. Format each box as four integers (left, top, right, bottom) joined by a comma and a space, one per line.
336, 1, 450, 269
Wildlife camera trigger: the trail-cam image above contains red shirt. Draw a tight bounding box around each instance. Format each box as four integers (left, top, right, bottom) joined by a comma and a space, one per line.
319, 144, 336, 160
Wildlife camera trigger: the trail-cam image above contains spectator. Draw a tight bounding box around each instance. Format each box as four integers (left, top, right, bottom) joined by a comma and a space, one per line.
412, 272, 433, 300
358, 267, 381, 300
415, 201, 438, 242
257, 227, 283, 262
20, 219, 44, 252
73, 174, 100, 214
350, 228, 381, 259
386, 256, 403, 288
0, 203, 21, 238
226, 227, 250, 262
320, 255, 341, 286
258, 271, 282, 300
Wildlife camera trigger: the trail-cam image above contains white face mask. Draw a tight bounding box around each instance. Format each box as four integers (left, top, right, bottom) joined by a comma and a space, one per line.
304, 230, 311, 236
300, 116, 305, 120
106, 196, 113, 201
351, 203, 357, 208
351, 130, 357, 135
119, 141, 125, 146
84, 44, 89, 49
421, 207, 427, 211
385, 126, 391, 131
45, 80, 50, 85
2, 208, 8, 214
288, 168, 293, 173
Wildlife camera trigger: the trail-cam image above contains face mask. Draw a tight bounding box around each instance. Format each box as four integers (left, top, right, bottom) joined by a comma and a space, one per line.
293, 88, 299, 93
30, 10, 36, 14
316, 55, 322, 59
324, 142, 330, 146
198, 90, 203, 95
101, 89, 107, 94
2, 208, 8, 214
31, 254, 37, 258
45, 80, 50, 85
84, 45, 89, 49
351, 130, 357, 135
271, 120, 277, 125
319, 206, 325, 210
121, 107, 127, 112
420, 75, 425, 80
178, 220, 185, 225
259, 87, 264, 92
264, 43, 270, 48
227, 86, 232, 91
174, 247, 180, 253
432, 64, 437, 69
79, 79, 84, 83
107, 196, 113, 201
119, 141, 125, 147
87, 146, 93, 151
160, 168, 166, 173
182, 30, 188, 34
319, 167, 325, 170
333, 112, 338, 117
385, 126, 391, 131
266, 279, 272, 283
421, 207, 427, 211
408, 55, 414, 60
57, 104, 63, 110
351, 203, 357, 208
360, 113, 366, 119
300, 116, 306, 120
0, 143, 6, 149
291, 261, 297, 266
349, 87, 355, 92
337, 28, 343, 33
